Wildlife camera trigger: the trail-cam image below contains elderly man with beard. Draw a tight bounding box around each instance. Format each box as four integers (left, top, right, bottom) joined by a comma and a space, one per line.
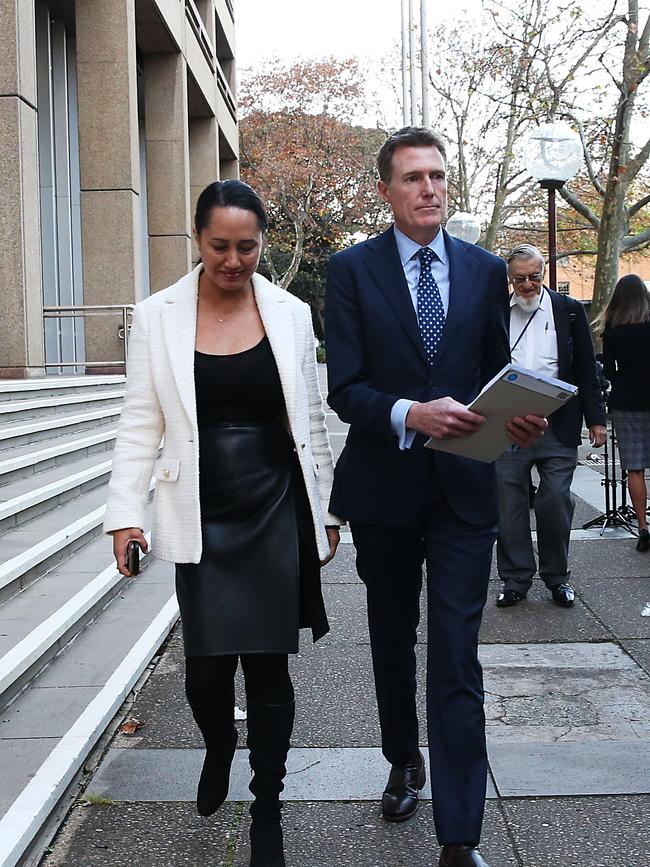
495, 244, 607, 609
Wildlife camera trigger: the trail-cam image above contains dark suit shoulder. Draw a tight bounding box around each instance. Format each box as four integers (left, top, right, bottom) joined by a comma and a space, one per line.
330, 228, 394, 266
443, 233, 502, 267
456, 240, 501, 266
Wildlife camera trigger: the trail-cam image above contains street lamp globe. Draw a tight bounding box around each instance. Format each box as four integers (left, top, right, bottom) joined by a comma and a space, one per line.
524, 121, 582, 187
446, 211, 481, 244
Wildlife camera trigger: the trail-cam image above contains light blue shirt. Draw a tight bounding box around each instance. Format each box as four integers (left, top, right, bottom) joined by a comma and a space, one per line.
389, 225, 450, 449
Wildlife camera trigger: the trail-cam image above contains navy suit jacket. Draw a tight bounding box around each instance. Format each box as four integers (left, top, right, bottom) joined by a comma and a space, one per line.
325, 226, 510, 528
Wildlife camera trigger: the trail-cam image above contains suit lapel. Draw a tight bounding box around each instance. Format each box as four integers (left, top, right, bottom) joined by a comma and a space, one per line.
161, 265, 200, 428
362, 228, 428, 364
253, 274, 297, 422
432, 230, 479, 367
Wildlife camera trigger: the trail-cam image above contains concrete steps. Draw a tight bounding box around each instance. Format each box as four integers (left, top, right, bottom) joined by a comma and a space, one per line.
0, 375, 125, 400
0, 455, 113, 532
0, 389, 124, 423
0, 425, 117, 486
0, 477, 155, 603
0, 375, 178, 867
0, 559, 177, 867
0, 406, 123, 452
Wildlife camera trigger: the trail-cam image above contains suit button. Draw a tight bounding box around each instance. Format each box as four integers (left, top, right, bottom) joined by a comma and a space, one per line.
163, 468, 170, 479
300, 443, 306, 449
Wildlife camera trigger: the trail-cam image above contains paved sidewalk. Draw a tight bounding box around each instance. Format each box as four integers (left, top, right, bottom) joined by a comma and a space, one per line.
41, 406, 650, 867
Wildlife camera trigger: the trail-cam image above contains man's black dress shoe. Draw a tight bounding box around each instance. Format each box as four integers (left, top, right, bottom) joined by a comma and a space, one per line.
381, 750, 426, 822
550, 583, 575, 607
496, 589, 526, 608
438, 844, 491, 867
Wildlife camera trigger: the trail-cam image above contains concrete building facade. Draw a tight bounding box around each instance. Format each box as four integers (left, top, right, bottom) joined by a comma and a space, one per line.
1, 0, 238, 377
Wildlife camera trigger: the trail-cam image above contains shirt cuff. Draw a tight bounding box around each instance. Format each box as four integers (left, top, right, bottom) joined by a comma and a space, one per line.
391, 399, 417, 450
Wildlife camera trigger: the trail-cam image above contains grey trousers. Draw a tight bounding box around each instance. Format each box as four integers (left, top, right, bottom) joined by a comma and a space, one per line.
495, 427, 578, 593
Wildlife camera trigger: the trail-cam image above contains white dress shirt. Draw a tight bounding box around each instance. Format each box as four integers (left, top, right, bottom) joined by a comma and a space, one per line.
389, 225, 450, 450
509, 287, 559, 379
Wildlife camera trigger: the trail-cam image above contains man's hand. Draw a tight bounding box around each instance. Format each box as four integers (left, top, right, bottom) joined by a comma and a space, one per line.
589, 424, 607, 448
112, 527, 149, 577
320, 527, 340, 566
407, 398, 485, 440
506, 415, 547, 449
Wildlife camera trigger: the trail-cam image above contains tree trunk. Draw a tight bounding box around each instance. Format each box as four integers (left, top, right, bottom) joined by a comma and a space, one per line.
591, 193, 626, 324
588, 4, 638, 326
279, 218, 305, 290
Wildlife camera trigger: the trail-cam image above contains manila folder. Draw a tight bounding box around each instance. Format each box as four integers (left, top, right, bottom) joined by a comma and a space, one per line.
424, 363, 578, 463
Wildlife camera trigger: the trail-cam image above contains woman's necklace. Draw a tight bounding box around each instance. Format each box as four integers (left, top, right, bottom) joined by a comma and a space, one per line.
214, 303, 248, 323
200, 281, 253, 323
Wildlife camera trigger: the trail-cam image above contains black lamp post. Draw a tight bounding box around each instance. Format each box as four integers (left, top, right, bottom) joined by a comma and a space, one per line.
524, 122, 582, 291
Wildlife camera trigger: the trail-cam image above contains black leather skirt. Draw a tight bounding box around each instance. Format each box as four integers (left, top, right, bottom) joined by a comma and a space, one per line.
175, 419, 327, 657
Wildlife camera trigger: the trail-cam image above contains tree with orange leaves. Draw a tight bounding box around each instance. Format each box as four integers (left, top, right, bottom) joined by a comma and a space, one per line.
239, 58, 388, 320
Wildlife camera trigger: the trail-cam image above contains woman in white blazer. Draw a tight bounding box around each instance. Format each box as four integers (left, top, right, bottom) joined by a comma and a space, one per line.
104, 180, 340, 867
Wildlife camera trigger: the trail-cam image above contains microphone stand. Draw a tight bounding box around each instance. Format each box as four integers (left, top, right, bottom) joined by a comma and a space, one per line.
582, 416, 637, 535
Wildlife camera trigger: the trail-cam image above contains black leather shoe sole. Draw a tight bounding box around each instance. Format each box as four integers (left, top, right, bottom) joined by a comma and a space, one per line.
382, 800, 419, 822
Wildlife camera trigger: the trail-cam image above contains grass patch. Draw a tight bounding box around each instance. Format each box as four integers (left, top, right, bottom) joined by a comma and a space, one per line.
78, 794, 115, 806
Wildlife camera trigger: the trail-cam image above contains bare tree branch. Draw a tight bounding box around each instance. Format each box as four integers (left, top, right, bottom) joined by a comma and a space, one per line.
564, 113, 606, 196
622, 225, 650, 251
558, 185, 601, 229
628, 193, 650, 218
556, 248, 599, 257
627, 134, 650, 180
263, 246, 280, 284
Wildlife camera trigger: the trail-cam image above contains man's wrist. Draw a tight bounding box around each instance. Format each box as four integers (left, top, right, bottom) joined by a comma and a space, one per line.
406, 401, 422, 431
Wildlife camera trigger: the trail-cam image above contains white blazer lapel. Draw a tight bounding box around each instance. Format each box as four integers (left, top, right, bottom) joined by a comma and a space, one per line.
161, 265, 201, 429
253, 274, 297, 423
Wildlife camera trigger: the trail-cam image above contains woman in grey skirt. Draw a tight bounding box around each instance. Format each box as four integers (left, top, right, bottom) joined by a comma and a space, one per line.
598, 274, 650, 551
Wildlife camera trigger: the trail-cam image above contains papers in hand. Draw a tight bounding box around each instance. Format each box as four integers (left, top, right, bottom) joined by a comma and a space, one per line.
424, 363, 578, 463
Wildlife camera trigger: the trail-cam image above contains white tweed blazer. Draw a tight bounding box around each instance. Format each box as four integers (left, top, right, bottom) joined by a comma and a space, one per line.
103, 265, 340, 563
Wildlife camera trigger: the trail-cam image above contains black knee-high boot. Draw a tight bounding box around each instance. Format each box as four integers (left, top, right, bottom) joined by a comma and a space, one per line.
247, 700, 295, 867
189, 696, 238, 817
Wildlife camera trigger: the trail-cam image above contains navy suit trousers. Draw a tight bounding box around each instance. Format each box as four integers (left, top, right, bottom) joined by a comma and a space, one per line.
350, 459, 496, 845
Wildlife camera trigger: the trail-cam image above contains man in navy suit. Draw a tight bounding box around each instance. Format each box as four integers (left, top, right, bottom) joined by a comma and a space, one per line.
325, 128, 545, 867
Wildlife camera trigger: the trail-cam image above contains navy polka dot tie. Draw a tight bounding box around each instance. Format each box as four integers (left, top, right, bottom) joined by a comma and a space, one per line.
416, 246, 446, 365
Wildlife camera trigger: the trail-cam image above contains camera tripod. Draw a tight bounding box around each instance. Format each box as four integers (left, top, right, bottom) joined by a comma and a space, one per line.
582, 417, 638, 535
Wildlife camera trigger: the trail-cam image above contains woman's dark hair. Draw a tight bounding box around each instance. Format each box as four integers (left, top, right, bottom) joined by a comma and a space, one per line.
194, 180, 268, 234
593, 273, 649, 334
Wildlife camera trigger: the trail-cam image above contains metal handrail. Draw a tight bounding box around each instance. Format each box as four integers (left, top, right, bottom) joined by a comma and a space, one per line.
43, 303, 135, 370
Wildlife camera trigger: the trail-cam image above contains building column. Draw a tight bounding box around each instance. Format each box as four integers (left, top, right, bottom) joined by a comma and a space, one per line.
144, 53, 192, 293
0, 0, 44, 378
75, 0, 141, 370
189, 116, 219, 263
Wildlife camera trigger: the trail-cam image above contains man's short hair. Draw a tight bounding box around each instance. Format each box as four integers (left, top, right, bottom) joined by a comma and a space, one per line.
377, 127, 447, 183
507, 244, 546, 275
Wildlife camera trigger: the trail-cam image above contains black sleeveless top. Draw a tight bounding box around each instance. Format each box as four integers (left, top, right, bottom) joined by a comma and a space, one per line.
194, 335, 286, 425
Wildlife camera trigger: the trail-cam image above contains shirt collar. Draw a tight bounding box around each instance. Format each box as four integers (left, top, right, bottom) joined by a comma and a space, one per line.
393, 224, 447, 267
509, 285, 548, 310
